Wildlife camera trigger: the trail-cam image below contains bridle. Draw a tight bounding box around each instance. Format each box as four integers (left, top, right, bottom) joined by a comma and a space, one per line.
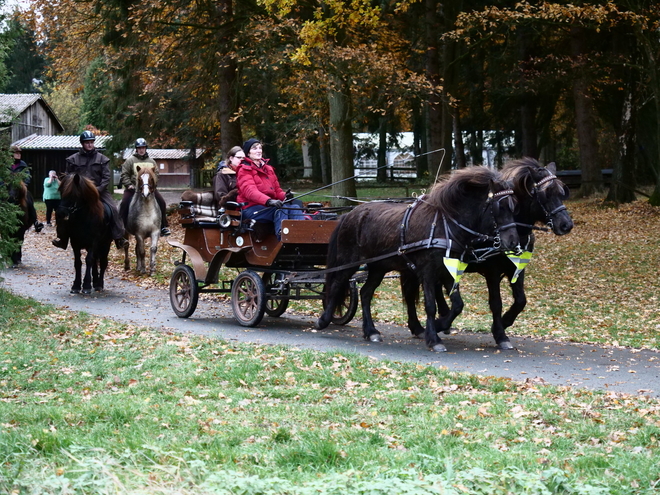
526, 173, 568, 230
139, 171, 154, 197
398, 186, 519, 269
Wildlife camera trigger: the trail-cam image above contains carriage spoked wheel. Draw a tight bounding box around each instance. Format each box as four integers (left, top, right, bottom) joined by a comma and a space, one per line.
323, 280, 358, 325
231, 270, 266, 327
262, 272, 289, 318
169, 264, 199, 318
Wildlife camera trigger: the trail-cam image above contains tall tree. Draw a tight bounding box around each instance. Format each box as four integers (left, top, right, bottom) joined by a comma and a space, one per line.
2, 12, 45, 93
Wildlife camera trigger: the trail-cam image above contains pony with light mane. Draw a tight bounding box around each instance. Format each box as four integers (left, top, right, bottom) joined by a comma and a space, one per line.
123, 166, 161, 275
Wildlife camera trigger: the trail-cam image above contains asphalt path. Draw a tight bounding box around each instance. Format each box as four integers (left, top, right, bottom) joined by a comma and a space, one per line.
2, 191, 659, 398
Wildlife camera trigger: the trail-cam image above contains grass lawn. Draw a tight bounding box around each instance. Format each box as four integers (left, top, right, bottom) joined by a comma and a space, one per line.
11, 194, 660, 493
0, 289, 659, 494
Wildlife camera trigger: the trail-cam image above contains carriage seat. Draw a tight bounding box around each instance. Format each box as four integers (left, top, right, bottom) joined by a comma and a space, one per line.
177, 191, 244, 228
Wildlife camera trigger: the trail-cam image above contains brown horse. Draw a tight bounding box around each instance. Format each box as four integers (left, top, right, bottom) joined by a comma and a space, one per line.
402, 158, 574, 350
7, 181, 37, 267
316, 166, 520, 352
57, 173, 113, 294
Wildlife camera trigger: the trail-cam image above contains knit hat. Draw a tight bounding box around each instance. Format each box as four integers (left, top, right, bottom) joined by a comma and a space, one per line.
242, 138, 261, 156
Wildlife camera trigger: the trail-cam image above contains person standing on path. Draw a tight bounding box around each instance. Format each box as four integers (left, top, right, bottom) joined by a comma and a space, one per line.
42, 170, 61, 226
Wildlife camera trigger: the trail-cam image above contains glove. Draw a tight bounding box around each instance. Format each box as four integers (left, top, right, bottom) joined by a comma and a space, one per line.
285, 188, 294, 201
266, 199, 283, 208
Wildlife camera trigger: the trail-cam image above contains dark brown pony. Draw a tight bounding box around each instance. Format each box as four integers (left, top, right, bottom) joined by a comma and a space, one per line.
402, 158, 574, 349
57, 173, 113, 294
316, 166, 521, 352
7, 181, 37, 266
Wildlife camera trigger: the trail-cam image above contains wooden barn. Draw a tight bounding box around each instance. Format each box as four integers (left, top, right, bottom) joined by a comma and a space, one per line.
120, 148, 207, 188
0, 94, 64, 142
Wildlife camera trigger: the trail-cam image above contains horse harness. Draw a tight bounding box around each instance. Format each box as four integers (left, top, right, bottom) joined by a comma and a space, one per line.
396, 188, 517, 272
466, 172, 568, 263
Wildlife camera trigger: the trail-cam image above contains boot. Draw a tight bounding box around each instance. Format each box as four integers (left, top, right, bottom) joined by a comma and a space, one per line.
34, 221, 44, 233
115, 238, 127, 249
160, 227, 171, 236
52, 238, 68, 250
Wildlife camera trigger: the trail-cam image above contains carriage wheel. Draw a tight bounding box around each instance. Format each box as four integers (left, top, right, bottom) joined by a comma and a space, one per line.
231, 270, 266, 327
169, 264, 199, 318
323, 280, 358, 325
263, 272, 289, 318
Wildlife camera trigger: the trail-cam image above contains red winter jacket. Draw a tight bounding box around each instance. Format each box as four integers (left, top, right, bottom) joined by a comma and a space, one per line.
236, 158, 285, 209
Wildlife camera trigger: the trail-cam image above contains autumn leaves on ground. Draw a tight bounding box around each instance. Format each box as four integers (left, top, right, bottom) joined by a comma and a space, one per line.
1, 198, 659, 494
109, 198, 660, 350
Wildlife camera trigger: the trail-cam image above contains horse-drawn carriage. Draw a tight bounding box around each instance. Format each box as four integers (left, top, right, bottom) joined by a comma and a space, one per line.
167, 200, 359, 327
167, 160, 573, 352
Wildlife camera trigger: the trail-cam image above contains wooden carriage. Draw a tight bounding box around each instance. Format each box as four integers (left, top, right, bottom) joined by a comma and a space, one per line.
167, 200, 359, 327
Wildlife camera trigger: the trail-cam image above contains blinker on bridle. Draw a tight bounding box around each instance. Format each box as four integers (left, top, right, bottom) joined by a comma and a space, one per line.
530, 173, 568, 227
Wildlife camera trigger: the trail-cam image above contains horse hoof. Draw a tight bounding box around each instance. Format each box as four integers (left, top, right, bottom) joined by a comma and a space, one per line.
70, 289, 80, 294
430, 343, 447, 352
315, 318, 329, 330
498, 341, 515, 351
412, 333, 424, 340
368, 334, 383, 343
82, 289, 92, 295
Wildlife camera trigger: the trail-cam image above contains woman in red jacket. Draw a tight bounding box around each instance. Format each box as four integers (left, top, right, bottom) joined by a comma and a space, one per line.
236, 139, 305, 238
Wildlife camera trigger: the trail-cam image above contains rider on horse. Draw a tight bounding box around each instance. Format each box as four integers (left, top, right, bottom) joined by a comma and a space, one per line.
119, 138, 170, 237
9, 145, 43, 233
52, 131, 126, 250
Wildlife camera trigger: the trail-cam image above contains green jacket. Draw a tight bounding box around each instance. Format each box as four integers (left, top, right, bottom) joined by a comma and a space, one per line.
43, 176, 61, 201
120, 152, 158, 189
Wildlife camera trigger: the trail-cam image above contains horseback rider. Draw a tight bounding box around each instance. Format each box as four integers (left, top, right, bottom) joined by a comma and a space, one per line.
52, 131, 126, 249
9, 145, 43, 232
119, 138, 170, 236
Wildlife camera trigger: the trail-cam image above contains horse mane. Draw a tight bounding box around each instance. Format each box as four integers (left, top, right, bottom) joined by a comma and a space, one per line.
60, 174, 104, 220
501, 157, 561, 196
10, 181, 28, 209
425, 166, 500, 218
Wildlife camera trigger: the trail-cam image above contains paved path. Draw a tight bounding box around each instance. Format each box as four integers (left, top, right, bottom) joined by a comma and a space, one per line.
2, 202, 659, 398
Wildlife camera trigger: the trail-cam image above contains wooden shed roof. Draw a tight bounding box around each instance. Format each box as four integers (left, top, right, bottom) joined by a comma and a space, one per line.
12, 133, 112, 150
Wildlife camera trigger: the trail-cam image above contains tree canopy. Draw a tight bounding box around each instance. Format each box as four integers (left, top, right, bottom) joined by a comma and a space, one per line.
16, 0, 660, 204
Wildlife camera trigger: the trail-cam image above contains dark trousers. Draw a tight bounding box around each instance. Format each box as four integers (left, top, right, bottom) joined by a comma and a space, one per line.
243, 200, 306, 238
120, 188, 168, 229
45, 199, 61, 224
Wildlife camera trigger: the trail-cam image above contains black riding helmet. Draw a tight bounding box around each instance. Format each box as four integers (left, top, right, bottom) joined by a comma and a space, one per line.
135, 138, 148, 148
80, 130, 95, 143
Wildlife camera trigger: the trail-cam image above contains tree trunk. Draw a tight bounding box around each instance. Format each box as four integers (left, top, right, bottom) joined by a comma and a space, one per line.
425, 0, 443, 179
217, 0, 242, 153
636, 27, 660, 205
517, 26, 538, 159
377, 116, 387, 182
453, 109, 466, 168
605, 88, 637, 204
318, 126, 331, 185
412, 103, 427, 178
571, 26, 602, 197
328, 76, 356, 206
